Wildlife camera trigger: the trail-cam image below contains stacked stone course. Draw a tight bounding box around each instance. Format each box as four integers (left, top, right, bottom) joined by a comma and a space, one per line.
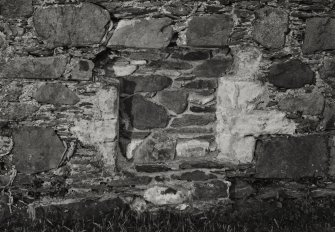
0, 0, 335, 219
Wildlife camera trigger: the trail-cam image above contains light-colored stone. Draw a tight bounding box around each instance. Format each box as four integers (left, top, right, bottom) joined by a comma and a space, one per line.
113, 64, 137, 77
69, 59, 94, 81
0, 136, 13, 156
144, 186, 192, 205
176, 139, 210, 158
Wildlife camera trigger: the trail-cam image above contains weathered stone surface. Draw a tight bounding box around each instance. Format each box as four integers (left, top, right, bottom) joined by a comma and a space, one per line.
278, 92, 325, 116
172, 170, 217, 181
122, 75, 172, 94
230, 180, 255, 199
0, 56, 68, 80
156, 90, 188, 114
184, 15, 233, 47
148, 60, 193, 70
194, 180, 230, 200
12, 127, 65, 174
190, 105, 216, 113
33, 3, 110, 48
303, 18, 335, 54
183, 79, 218, 89
108, 18, 173, 49
113, 64, 137, 77
0, 136, 12, 156
255, 135, 329, 178
268, 59, 315, 89
124, 95, 170, 130
171, 51, 210, 61
176, 139, 210, 158
135, 164, 172, 173
0, 103, 39, 121
144, 186, 191, 205
193, 56, 233, 77
69, 59, 94, 81
179, 161, 228, 169
170, 114, 216, 127
0, 0, 33, 17
133, 131, 176, 163
252, 7, 288, 49
34, 83, 80, 106
108, 176, 152, 187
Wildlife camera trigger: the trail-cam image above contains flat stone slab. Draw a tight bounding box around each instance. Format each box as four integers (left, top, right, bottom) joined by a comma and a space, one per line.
33, 3, 110, 48
255, 135, 329, 179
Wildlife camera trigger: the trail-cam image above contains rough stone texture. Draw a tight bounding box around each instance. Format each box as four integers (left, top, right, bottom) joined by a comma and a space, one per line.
34, 83, 80, 106
255, 135, 329, 178
108, 18, 173, 49
176, 139, 210, 158
0, 103, 39, 121
69, 59, 94, 81
268, 59, 315, 89
183, 79, 218, 89
122, 75, 172, 94
184, 14, 233, 47
124, 95, 170, 130
303, 18, 335, 54
144, 186, 191, 205
33, 3, 110, 48
156, 90, 188, 114
0, 136, 12, 156
173, 170, 217, 181
194, 180, 230, 200
170, 114, 216, 127
0, 56, 68, 80
252, 7, 289, 49
231, 181, 255, 199
193, 55, 234, 78
12, 127, 65, 174
0, 0, 33, 18
278, 92, 325, 116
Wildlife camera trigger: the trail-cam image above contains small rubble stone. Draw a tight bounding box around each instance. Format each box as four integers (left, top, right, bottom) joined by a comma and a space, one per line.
252, 7, 289, 49
113, 65, 137, 77
230, 180, 255, 199
255, 135, 329, 178
194, 180, 230, 200
122, 75, 172, 94
170, 114, 216, 127
172, 170, 217, 181
176, 139, 210, 158
185, 15, 233, 47
69, 59, 94, 81
135, 164, 172, 173
34, 83, 80, 106
156, 90, 188, 114
12, 127, 65, 174
108, 18, 173, 49
268, 59, 315, 89
33, 3, 110, 48
144, 186, 191, 205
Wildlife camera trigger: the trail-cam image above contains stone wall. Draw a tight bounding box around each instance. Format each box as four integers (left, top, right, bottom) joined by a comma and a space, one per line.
1, 0, 335, 218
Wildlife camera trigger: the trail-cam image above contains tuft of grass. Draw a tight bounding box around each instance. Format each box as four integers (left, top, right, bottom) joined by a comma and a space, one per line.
2, 197, 335, 232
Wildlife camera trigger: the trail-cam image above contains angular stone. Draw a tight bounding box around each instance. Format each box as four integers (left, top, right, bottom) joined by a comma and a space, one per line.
255, 135, 329, 178
122, 75, 172, 94
144, 186, 191, 205
33, 3, 110, 48
0, 0, 33, 17
278, 92, 325, 116
170, 114, 216, 127
193, 56, 233, 78
133, 131, 176, 163
183, 79, 218, 89
0, 103, 38, 121
194, 180, 230, 200
268, 59, 315, 89
12, 127, 65, 174
34, 83, 80, 105
113, 65, 137, 77
156, 90, 188, 114
176, 139, 210, 158
124, 95, 170, 130
69, 59, 94, 81
108, 18, 173, 49
190, 105, 216, 113
252, 7, 288, 49
172, 170, 217, 181
185, 15, 233, 47
303, 18, 335, 54
0, 56, 68, 80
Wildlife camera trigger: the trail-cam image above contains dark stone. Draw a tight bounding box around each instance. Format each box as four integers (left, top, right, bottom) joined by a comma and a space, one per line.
12, 127, 65, 174
303, 18, 335, 54
157, 90, 188, 114
135, 164, 172, 173
179, 161, 228, 169
320, 57, 335, 93
133, 131, 176, 163
183, 79, 218, 89
230, 180, 255, 199
194, 180, 229, 200
0, 0, 33, 17
34, 83, 80, 106
252, 7, 288, 49
172, 170, 217, 181
108, 18, 173, 49
172, 50, 211, 61
33, 3, 110, 48
123, 95, 170, 130
268, 59, 315, 89
0, 103, 38, 121
255, 135, 329, 178
193, 56, 233, 77
108, 176, 152, 187
122, 75, 172, 94
190, 105, 216, 113
148, 60, 193, 70
163, 3, 192, 16
185, 14, 233, 47
170, 114, 216, 127
0, 56, 68, 80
